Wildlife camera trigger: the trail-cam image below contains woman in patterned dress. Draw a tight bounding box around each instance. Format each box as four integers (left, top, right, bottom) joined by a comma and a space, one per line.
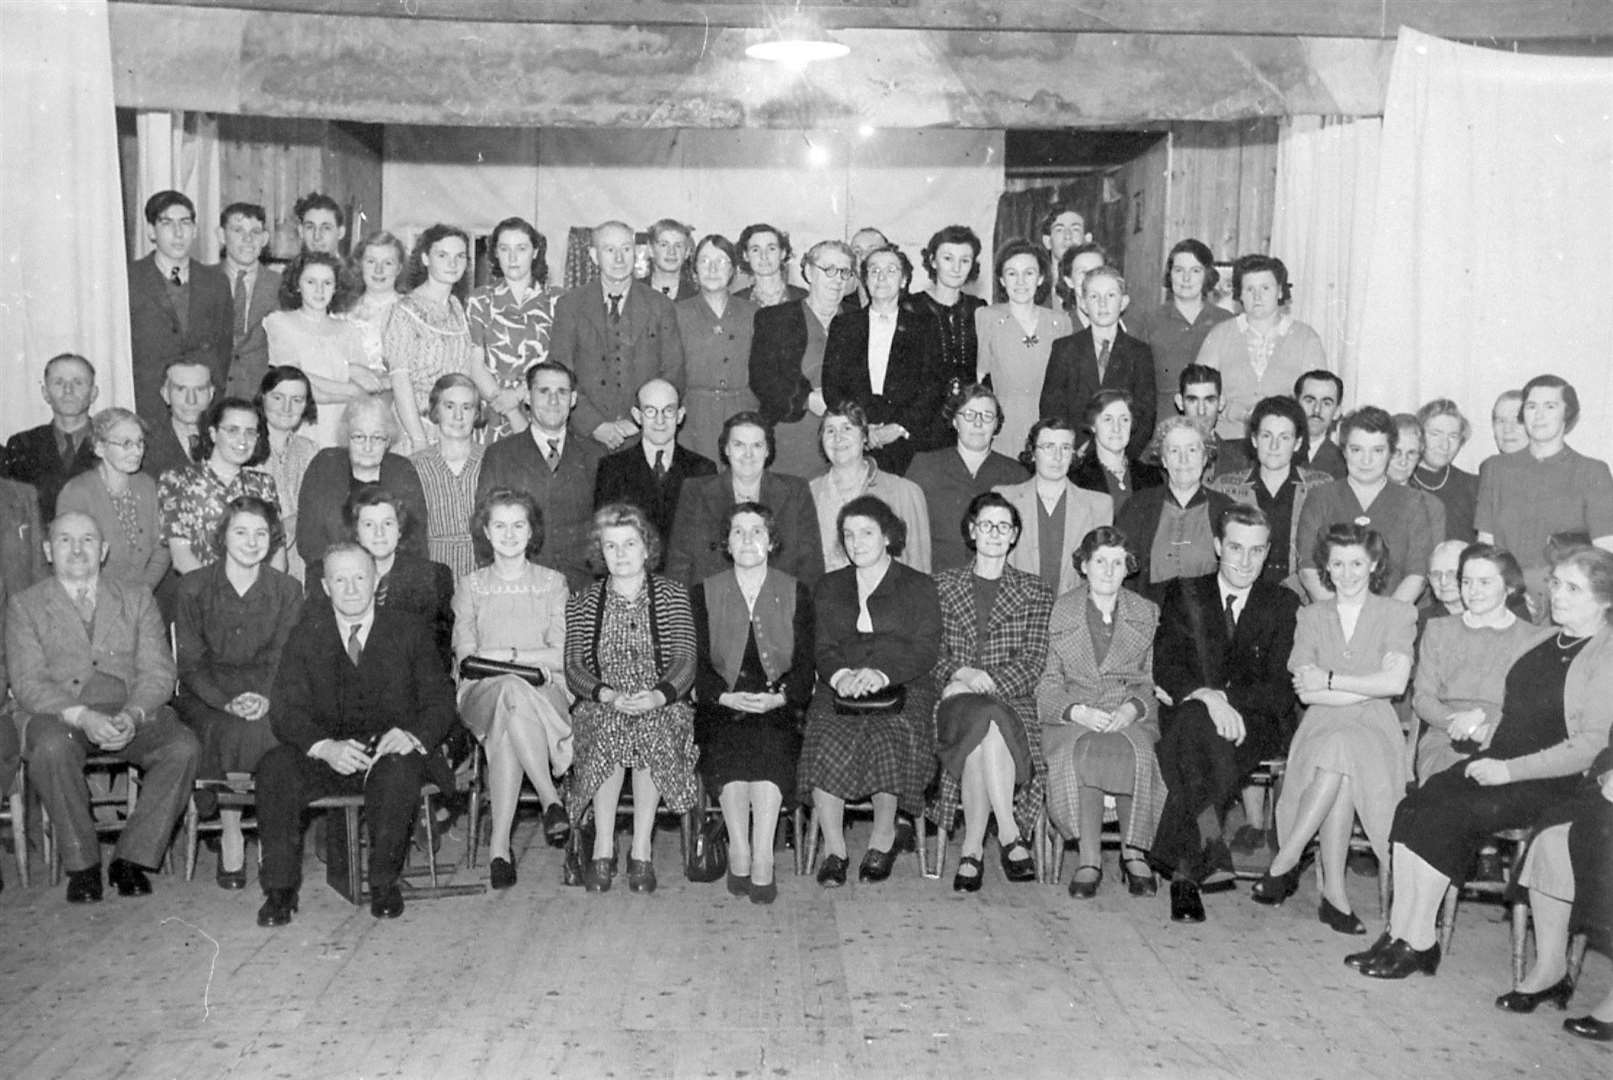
254, 365, 320, 582
454, 488, 574, 890
975, 240, 1071, 459
410, 373, 484, 580
930, 491, 1054, 891
466, 216, 561, 440
57, 408, 169, 593
565, 503, 699, 895
159, 396, 280, 575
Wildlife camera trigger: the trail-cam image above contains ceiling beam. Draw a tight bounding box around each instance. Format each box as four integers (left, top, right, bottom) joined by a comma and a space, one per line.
115, 0, 1613, 42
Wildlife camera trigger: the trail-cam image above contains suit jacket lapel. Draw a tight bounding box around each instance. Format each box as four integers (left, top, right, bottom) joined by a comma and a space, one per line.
48, 579, 94, 652
1105, 591, 1151, 672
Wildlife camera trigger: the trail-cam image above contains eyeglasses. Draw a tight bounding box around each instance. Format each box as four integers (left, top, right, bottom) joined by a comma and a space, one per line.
348, 433, 390, 446
1427, 570, 1460, 583
812, 264, 854, 279
973, 520, 1017, 536
866, 266, 903, 280
958, 410, 997, 426
103, 438, 145, 451
637, 405, 679, 421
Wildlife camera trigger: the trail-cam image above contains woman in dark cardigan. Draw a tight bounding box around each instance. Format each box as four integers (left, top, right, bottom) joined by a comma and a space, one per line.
691, 501, 815, 904
295, 394, 429, 566
798, 494, 942, 888
1115, 416, 1234, 604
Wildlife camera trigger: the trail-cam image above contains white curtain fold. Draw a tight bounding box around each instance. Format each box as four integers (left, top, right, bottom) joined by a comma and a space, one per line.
133, 110, 222, 264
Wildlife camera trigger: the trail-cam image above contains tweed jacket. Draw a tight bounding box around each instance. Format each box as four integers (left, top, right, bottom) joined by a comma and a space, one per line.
6, 576, 176, 718
994, 477, 1115, 596
1036, 583, 1159, 734
931, 564, 1055, 721
549, 280, 686, 438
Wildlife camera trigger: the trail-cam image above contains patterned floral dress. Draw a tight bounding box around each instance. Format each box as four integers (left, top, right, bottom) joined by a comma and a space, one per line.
384, 292, 475, 446
158, 463, 280, 570
466, 279, 562, 439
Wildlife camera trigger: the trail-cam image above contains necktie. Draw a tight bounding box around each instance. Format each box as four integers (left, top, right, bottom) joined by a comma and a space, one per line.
169, 266, 183, 287
347, 623, 364, 667
653, 450, 667, 482
1096, 337, 1112, 382
607, 293, 622, 325
546, 438, 560, 470
74, 586, 96, 630
1223, 593, 1238, 638
233, 270, 249, 337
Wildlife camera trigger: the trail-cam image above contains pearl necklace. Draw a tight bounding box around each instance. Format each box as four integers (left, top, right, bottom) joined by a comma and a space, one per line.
1416, 465, 1450, 492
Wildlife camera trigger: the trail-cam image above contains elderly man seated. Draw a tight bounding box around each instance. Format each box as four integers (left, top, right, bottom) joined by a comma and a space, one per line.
5, 512, 198, 902
255, 542, 455, 926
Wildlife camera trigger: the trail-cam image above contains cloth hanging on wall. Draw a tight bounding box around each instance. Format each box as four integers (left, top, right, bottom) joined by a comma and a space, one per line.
0, 0, 135, 429
992, 176, 1121, 303
1350, 29, 1613, 469
133, 110, 221, 264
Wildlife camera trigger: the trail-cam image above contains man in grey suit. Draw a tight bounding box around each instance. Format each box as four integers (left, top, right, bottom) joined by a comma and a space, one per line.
6, 512, 198, 903
218, 202, 282, 399
548, 220, 685, 451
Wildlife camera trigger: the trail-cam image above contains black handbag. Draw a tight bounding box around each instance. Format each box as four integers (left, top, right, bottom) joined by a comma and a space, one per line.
833, 685, 906, 716
459, 656, 547, 686
684, 813, 729, 883
562, 819, 597, 887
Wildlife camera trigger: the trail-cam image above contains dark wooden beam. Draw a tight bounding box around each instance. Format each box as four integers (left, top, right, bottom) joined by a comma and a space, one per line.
115, 0, 1613, 41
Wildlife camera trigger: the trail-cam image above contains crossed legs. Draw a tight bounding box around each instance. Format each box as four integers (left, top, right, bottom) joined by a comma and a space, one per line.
1269, 767, 1357, 914
957, 723, 1021, 882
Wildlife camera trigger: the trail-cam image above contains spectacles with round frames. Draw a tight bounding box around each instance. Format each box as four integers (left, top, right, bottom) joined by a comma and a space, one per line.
348, 433, 390, 446
972, 520, 1017, 537
812, 263, 854, 279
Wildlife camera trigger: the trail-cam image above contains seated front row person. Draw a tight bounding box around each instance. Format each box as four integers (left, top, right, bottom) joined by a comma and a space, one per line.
255, 542, 457, 926
1036, 525, 1166, 900
1150, 504, 1299, 923
7, 512, 199, 903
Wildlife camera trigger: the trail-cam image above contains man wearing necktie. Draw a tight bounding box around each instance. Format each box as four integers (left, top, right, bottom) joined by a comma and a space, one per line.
593, 378, 716, 563
1038, 264, 1158, 461
218, 202, 282, 399
127, 191, 234, 423
1, 353, 100, 521
6, 512, 198, 903
255, 542, 456, 925
1149, 504, 1300, 922
548, 220, 686, 451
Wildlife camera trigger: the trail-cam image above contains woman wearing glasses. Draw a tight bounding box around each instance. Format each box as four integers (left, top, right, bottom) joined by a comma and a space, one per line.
676, 234, 760, 460
58, 407, 170, 592
905, 384, 1029, 573
158, 397, 281, 575
994, 417, 1113, 595
749, 239, 856, 478
295, 394, 429, 567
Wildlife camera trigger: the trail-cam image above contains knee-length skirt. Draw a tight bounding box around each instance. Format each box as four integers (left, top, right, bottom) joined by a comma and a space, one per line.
694, 703, 801, 805
458, 674, 574, 777
1042, 721, 1166, 848
176, 693, 281, 783
927, 692, 1042, 837
566, 700, 699, 822
1277, 701, 1406, 865
797, 681, 936, 817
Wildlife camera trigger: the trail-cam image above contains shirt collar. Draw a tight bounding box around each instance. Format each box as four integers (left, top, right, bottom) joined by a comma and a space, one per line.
154, 252, 189, 280
531, 426, 565, 455
642, 440, 674, 468
342, 606, 376, 642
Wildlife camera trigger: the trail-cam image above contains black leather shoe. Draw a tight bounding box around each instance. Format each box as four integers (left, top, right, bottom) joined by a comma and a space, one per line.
749, 879, 778, 905
1251, 865, 1302, 905
1121, 858, 1158, 897
953, 854, 984, 893
726, 870, 751, 897
1068, 864, 1103, 899
543, 803, 570, 848
1319, 897, 1367, 935
999, 838, 1037, 883
1495, 977, 1574, 1013
893, 817, 917, 853
369, 883, 405, 919
585, 857, 615, 893
108, 858, 153, 897
489, 857, 517, 890
65, 866, 103, 904
1361, 938, 1440, 979
1170, 879, 1206, 923
1201, 838, 1237, 880
256, 888, 298, 927
816, 853, 848, 888
216, 866, 248, 891
1562, 1015, 1613, 1042
858, 846, 896, 883
1345, 932, 1393, 971
627, 857, 657, 894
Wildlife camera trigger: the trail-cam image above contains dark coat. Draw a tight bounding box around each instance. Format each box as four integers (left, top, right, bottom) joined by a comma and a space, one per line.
749, 300, 814, 427
820, 305, 947, 476
225, 266, 283, 399
0, 478, 46, 597
1040, 327, 1156, 459
593, 440, 717, 559
1154, 573, 1299, 732
1114, 484, 1237, 604
476, 430, 604, 594
664, 471, 824, 590
140, 419, 197, 482
2, 424, 98, 522
295, 449, 429, 567
127, 254, 234, 422
903, 446, 1028, 572
548, 281, 685, 438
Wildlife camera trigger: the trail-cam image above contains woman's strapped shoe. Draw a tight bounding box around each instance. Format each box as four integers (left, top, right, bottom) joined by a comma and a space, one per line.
816, 853, 848, 888
953, 855, 984, 893
1068, 864, 1103, 899
999, 839, 1037, 883
1250, 865, 1301, 905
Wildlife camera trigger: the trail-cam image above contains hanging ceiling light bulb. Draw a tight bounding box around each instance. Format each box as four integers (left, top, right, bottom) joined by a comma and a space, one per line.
745, 11, 851, 66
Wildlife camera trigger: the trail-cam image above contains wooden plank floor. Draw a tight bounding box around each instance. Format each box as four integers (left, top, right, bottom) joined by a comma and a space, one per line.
0, 820, 1606, 1080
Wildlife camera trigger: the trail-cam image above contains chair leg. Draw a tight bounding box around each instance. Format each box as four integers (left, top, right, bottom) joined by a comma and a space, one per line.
913, 817, 928, 879
1377, 854, 1391, 917
184, 797, 199, 882
1567, 932, 1589, 987
927, 822, 946, 881
805, 806, 820, 875
420, 791, 439, 889
465, 747, 483, 870
792, 806, 807, 876
1437, 885, 1459, 954
42, 805, 58, 887
8, 787, 28, 889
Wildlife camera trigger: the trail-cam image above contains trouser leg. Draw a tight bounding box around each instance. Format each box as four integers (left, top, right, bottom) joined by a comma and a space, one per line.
23, 715, 96, 873
114, 708, 199, 868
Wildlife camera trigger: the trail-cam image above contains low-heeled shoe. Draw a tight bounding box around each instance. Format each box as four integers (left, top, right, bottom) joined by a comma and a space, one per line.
1344, 932, 1393, 971
489, 857, 517, 890
816, 853, 848, 888
108, 858, 153, 897
726, 870, 750, 897
1562, 1015, 1613, 1042
1251, 865, 1301, 905
216, 866, 248, 891
65, 867, 103, 904
1495, 977, 1574, 1013
1068, 865, 1103, 899
858, 846, 896, 883
1121, 860, 1158, 898
543, 803, 570, 847
1000, 839, 1037, 883
1361, 938, 1440, 979
627, 857, 657, 894
953, 855, 984, 893
1319, 897, 1367, 935
257, 888, 298, 927
369, 883, 405, 919
585, 857, 615, 893
893, 817, 917, 854
749, 879, 778, 905
1170, 879, 1206, 923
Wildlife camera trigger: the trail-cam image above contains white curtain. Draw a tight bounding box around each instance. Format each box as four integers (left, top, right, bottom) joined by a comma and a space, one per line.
1270, 116, 1381, 381
0, 0, 133, 428
132, 110, 222, 264
1352, 29, 1613, 469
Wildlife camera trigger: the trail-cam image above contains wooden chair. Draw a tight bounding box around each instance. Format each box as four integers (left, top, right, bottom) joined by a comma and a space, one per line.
1431, 827, 1534, 985
462, 744, 544, 870
41, 755, 156, 885
309, 782, 449, 904
181, 776, 260, 880
1, 766, 28, 888
803, 801, 927, 879
1036, 799, 1120, 886
1230, 758, 1287, 880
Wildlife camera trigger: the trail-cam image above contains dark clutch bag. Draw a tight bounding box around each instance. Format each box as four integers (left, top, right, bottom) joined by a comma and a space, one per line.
459, 656, 547, 686
833, 685, 906, 716
684, 814, 729, 883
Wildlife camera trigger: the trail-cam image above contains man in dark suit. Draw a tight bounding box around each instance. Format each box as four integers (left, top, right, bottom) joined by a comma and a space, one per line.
141, 360, 215, 481
1150, 503, 1299, 922
593, 378, 715, 560
7, 512, 199, 902
1038, 265, 1156, 458
218, 202, 282, 399
549, 220, 685, 451
256, 542, 456, 925
127, 191, 233, 422
1295, 369, 1347, 479
2, 353, 100, 521
476, 361, 604, 594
